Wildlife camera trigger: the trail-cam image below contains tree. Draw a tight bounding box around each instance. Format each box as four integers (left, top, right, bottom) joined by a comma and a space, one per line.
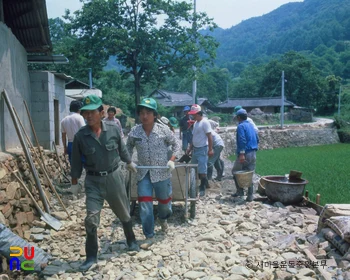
94, 71, 134, 115
29, 18, 107, 82
66, 0, 218, 118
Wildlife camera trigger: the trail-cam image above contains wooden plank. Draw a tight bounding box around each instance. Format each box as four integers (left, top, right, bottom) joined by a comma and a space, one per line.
302, 197, 323, 214
295, 242, 332, 280
303, 248, 333, 280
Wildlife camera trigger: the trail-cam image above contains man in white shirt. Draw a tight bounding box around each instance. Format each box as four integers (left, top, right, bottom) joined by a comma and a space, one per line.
186, 104, 213, 197
61, 100, 86, 164
207, 120, 225, 182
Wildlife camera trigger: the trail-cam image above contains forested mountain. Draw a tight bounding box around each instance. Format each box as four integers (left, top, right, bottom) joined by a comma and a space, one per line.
43, 0, 350, 117
211, 0, 350, 65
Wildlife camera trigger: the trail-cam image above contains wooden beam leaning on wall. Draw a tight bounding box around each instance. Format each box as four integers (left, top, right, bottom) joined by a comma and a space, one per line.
1, 89, 50, 213
13, 106, 72, 221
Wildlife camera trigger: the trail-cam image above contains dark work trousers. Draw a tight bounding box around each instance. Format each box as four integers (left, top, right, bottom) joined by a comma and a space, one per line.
84, 167, 131, 257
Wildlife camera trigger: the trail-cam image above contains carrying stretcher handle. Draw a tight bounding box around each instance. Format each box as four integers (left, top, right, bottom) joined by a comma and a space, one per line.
136, 163, 198, 169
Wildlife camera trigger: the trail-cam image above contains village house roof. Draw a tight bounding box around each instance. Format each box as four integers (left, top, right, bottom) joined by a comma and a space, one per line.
65, 79, 102, 99
149, 89, 208, 107
216, 97, 295, 108
2, 0, 52, 53
66, 79, 92, 90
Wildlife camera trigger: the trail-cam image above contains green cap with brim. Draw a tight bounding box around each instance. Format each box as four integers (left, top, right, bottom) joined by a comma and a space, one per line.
137, 98, 158, 112
169, 117, 179, 128
81, 95, 103, 111
234, 105, 242, 113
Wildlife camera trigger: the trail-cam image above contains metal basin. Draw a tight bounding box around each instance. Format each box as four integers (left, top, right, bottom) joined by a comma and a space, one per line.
261, 176, 308, 205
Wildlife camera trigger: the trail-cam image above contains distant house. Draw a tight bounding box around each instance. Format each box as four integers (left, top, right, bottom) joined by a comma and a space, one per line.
215, 97, 295, 114
65, 79, 102, 100
149, 89, 210, 117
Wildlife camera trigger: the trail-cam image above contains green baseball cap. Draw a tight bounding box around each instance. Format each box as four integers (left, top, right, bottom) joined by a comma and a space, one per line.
234, 105, 242, 113
81, 95, 103, 111
138, 98, 158, 112
169, 117, 179, 128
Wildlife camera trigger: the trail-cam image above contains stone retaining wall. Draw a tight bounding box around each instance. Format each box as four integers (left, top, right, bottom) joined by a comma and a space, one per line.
221, 126, 340, 157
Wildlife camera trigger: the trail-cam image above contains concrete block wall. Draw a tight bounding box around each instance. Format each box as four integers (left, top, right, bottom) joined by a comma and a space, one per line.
0, 22, 32, 152
29, 72, 68, 150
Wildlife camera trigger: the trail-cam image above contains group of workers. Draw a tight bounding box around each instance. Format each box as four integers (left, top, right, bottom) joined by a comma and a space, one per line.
60, 95, 259, 271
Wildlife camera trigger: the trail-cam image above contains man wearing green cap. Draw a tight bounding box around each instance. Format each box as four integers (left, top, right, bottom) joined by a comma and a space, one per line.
71, 95, 139, 271
127, 98, 180, 239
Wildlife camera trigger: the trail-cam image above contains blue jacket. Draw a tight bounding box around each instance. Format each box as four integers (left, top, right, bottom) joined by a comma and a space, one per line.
236, 120, 259, 155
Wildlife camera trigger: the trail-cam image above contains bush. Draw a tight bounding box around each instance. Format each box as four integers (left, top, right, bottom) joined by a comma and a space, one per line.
337, 129, 350, 143
334, 115, 350, 143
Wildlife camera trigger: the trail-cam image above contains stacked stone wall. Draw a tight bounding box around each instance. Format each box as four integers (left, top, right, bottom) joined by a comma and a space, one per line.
222, 126, 340, 157
0, 148, 68, 239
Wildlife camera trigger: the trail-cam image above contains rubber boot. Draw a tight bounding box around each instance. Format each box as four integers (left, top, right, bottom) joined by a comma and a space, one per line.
221, 159, 225, 177
122, 220, 140, 252
231, 177, 244, 197
159, 219, 168, 233
246, 186, 254, 202
207, 166, 213, 181
199, 177, 208, 197
214, 159, 224, 181
79, 233, 98, 271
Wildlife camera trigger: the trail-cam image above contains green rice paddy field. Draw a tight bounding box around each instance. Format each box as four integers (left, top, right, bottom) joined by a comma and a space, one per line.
255, 143, 350, 205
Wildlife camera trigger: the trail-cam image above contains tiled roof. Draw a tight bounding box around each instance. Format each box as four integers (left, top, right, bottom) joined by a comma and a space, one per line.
216, 97, 295, 108
150, 89, 208, 107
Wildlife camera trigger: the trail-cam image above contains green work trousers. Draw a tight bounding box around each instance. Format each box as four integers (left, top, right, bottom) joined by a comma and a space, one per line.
84, 167, 131, 236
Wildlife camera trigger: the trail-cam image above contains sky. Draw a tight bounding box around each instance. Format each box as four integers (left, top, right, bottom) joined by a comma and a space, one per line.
46, 0, 303, 29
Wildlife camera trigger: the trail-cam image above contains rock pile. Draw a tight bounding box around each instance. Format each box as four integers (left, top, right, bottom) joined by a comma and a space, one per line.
2, 176, 350, 280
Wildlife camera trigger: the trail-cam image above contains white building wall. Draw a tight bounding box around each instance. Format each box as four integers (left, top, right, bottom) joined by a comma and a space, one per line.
0, 22, 32, 152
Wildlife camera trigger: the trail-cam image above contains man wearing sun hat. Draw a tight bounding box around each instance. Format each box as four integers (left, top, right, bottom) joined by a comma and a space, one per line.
127, 98, 180, 239
71, 95, 139, 271
231, 108, 259, 202
185, 104, 213, 197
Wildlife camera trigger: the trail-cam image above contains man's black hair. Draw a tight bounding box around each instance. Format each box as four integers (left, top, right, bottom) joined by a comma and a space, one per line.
107, 107, 117, 114
70, 100, 83, 112
237, 114, 247, 121
196, 111, 204, 116
98, 105, 104, 112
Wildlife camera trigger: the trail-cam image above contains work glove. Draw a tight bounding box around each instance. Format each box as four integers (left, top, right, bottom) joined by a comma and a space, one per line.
127, 162, 138, 173
70, 184, 81, 197
167, 160, 175, 173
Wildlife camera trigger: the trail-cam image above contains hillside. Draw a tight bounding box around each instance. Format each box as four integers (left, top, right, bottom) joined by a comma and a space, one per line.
211, 0, 350, 65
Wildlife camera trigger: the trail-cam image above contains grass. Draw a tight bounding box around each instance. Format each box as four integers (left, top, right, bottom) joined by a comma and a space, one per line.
254, 143, 350, 205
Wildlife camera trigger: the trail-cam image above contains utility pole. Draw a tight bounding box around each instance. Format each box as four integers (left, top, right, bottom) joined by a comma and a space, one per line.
281, 71, 285, 128
192, 0, 197, 104
88, 68, 93, 89
338, 85, 342, 116
226, 81, 229, 101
